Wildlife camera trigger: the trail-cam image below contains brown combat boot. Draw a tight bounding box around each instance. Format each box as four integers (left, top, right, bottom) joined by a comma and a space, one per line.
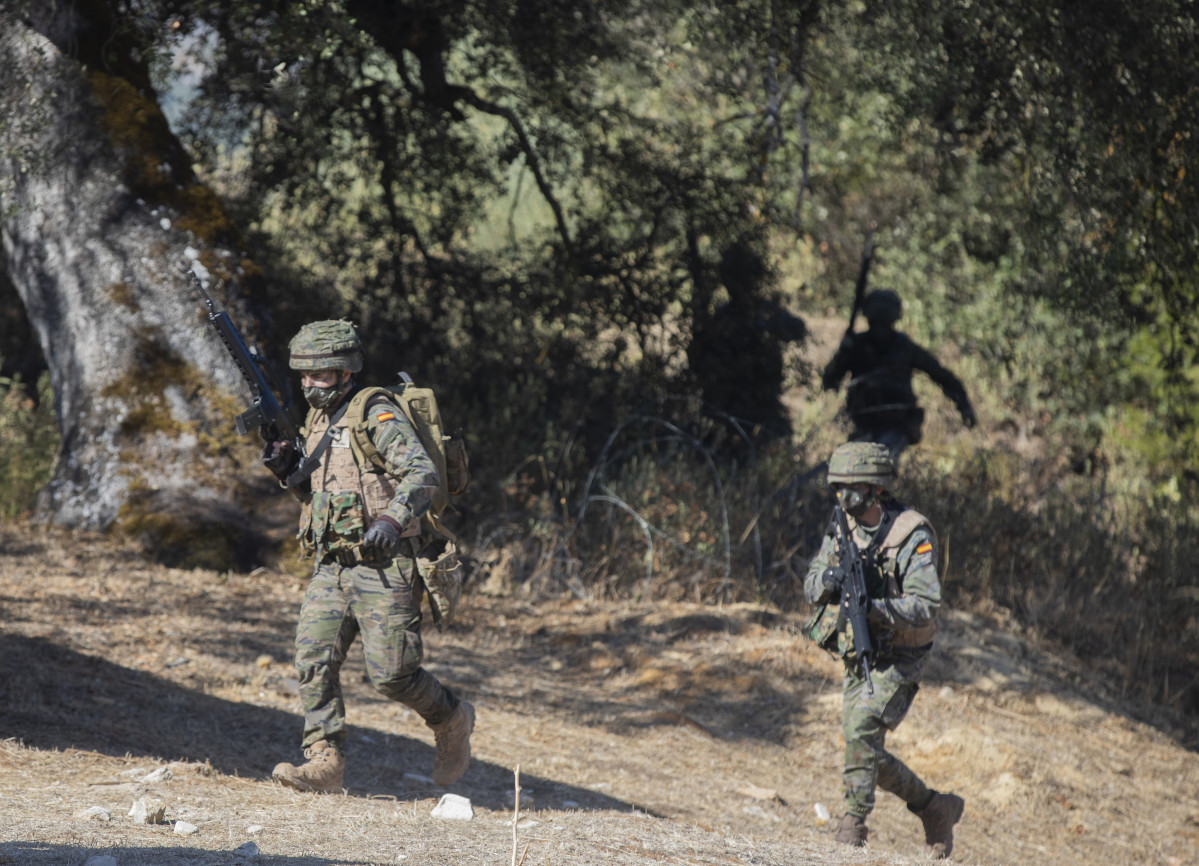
834, 813, 868, 847
430, 700, 475, 785
272, 740, 345, 793
913, 791, 965, 858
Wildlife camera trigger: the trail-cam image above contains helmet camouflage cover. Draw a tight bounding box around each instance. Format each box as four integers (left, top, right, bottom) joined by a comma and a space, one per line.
289, 319, 364, 373
862, 289, 902, 324
827, 441, 895, 491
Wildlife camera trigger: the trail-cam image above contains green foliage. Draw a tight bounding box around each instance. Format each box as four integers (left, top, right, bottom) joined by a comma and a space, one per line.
0, 369, 58, 519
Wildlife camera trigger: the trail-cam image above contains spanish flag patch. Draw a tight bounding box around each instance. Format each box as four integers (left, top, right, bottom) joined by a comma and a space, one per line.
376, 412, 395, 422
915, 542, 933, 555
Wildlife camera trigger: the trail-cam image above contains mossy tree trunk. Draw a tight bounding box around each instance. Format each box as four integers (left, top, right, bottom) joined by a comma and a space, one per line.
0, 7, 287, 568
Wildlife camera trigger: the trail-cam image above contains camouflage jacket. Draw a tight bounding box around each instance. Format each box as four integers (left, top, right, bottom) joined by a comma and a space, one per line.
804, 503, 942, 656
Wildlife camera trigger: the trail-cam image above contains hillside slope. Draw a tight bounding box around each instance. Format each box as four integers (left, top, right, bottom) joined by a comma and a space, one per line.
1, 522, 1196, 866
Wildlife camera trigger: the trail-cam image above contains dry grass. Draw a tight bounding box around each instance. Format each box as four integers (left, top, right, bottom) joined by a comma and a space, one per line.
1, 520, 1198, 866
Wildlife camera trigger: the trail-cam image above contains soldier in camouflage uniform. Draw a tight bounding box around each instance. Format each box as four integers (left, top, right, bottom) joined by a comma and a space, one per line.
822, 289, 975, 460
803, 441, 964, 857
261, 320, 474, 793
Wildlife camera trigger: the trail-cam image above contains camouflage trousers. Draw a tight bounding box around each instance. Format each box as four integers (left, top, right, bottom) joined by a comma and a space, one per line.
840, 652, 933, 818
294, 551, 458, 751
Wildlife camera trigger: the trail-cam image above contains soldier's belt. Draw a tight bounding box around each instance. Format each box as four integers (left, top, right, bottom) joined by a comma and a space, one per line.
320, 541, 418, 568
321, 549, 362, 567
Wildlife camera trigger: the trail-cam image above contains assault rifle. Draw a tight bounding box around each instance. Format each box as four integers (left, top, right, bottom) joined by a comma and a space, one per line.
842, 223, 877, 340
833, 502, 877, 695
190, 270, 303, 450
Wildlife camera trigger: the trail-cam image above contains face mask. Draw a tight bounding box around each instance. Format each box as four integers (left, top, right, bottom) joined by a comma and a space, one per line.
836, 486, 874, 519
303, 382, 344, 410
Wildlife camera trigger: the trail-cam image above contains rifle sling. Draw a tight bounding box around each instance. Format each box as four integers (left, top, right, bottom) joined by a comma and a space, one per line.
284, 392, 356, 488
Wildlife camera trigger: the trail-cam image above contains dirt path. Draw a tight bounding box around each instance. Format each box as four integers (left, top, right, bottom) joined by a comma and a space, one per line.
1, 522, 1196, 865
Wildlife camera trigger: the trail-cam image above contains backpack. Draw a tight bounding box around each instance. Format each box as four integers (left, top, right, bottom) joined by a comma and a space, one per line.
345, 373, 470, 629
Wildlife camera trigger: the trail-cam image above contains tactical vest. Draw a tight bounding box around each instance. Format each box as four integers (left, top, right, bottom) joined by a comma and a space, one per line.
810, 508, 939, 657
867, 508, 939, 648
297, 397, 420, 557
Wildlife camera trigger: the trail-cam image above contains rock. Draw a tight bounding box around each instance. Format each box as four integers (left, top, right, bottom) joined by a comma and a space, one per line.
128, 797, 167, 824
735, 783, 779, 801
77, 806, 111, 822
235, 841, 260, 858
174, 821, 198, 836
166, 760, 212, 777
430, 793, 473, 821
141, 766, 173, 783
812, 802, 830, 825
246, 825, 265, 835
402, 772, 435, 785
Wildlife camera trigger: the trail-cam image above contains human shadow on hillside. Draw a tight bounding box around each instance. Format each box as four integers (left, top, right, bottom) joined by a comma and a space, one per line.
429, 602, 1199, 757
423, 607, 827, 747
0, 842, 355, 866
0, 633, 640, 813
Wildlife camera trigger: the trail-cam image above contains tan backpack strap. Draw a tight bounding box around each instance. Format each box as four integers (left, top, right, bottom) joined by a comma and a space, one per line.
345, 387, 394, 473
881, 508, 934, 553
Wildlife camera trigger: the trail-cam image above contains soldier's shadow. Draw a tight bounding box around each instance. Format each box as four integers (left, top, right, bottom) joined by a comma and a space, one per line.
0, 633, 637, 813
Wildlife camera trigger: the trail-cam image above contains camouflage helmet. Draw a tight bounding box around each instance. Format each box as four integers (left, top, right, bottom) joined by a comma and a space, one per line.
827, 441, 895, 491
288, 319, 364, 373
862, 289, 902, 324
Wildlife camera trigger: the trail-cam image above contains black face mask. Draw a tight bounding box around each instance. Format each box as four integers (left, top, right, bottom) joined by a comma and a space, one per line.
303, 382, 344, 410
836, 486, 874, 519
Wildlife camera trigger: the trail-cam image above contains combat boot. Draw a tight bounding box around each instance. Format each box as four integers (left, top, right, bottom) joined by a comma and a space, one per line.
272, 740, 345, 793
834, 813, 868, 847
430, 700, 475, 785
912, 791, 965, 858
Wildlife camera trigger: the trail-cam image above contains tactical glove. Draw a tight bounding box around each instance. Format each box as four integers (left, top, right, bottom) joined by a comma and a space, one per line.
363, 518, 403, 555
261, 440, 300, 479
818, 566, 846, 604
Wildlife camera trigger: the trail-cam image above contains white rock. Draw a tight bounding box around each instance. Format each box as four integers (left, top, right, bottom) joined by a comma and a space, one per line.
78, 806, 111, 822
141, 766, 174, 783
246, 824, 265, 835
813, 802, 830, 825
174, 821, 198, 836
160, 217, 172, 230
402, 772, 435, 785
128, 797, 167, 824
430, 793, 473, 821
235, 841, 260, 858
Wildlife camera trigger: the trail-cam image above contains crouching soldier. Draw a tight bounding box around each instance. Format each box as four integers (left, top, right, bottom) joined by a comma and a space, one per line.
261, 319, 474, 792
803, 441, 964, 857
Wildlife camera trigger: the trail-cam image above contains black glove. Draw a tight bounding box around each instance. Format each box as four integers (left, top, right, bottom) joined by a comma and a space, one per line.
261, 440, 299, 479
363, 518, 403, 555
818, 566, 845, 604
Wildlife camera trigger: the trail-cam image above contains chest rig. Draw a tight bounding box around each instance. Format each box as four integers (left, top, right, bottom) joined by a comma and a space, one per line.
297, 399, 417, 557
848, 507, 939, 649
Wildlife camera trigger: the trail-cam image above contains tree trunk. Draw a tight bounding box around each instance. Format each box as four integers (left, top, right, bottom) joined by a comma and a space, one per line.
0, 7, 289, 568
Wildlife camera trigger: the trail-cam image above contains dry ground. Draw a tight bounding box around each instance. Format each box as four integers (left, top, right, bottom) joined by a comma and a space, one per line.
2, 521, 1198, 866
